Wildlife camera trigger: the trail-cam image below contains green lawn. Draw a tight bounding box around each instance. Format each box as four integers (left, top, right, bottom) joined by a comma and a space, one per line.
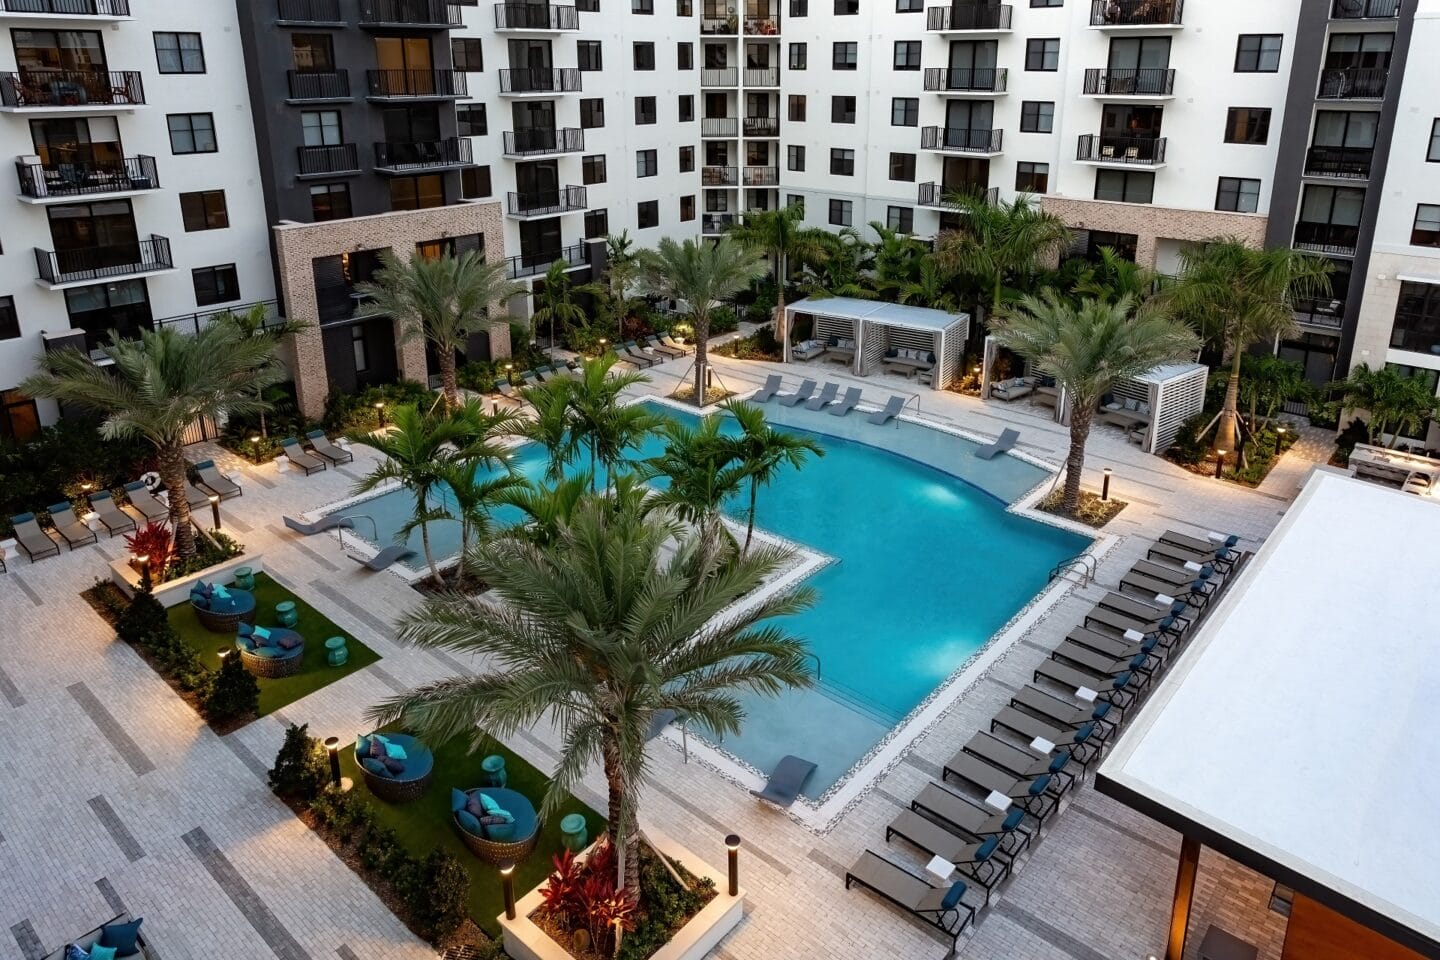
169, 572, 381, 716
340, 731, 605, 936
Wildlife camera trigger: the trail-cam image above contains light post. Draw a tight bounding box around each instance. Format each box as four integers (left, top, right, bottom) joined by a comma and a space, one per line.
1275, 425, 1287, 456
598, 337, 608, 357
208, 494, 222, 530
504, 362, 515, 384
725, 834, 741, 896
1214, 450, 1226, 480
137, 554, 151, 591
322, 737, 352, 792
500, 861, 517, 920
250, 434, 261, 460
374, 401, 386, 428
1101, 467, 1112, 502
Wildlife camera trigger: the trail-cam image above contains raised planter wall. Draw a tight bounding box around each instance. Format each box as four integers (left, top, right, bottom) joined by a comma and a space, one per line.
109, 552, 265, 607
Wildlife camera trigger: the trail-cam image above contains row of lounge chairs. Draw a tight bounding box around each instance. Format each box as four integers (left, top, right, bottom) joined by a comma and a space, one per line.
843, 528, 1248, 943
280, 431, 353, 476
491, 337, 695, 407
750, 374, 907, 426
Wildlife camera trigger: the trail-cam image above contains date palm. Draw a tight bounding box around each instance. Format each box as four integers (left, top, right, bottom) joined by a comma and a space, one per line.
934, 191, 1071, 326
991, 291, 1199, 514
728, 204, 830, 361
725, 400, 823, 551
532, 259, 587, 360
21, 324, 280, 559
215, 303, 310, 439
520, 356, 656, 489
641, 413, 749, 544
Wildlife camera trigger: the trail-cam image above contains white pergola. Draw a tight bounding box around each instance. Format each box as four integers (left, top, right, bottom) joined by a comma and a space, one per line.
785, 296, 969, 391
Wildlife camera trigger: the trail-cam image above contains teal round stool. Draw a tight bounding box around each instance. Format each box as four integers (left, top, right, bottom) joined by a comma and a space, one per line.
233, 566, 255, 591
481, 754, 508, 788
275, 600, 298, 628
560, 814, 588, 853
325, 636, 348, 666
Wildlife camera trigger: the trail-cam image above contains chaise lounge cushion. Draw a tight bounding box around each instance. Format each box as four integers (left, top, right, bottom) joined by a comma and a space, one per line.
940, 882, 966, 911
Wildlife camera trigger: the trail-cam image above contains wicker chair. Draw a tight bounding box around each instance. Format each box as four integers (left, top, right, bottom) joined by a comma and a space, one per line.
191, 587, 257, 633
355, 733, 435, 803
453, 787, 540, 864
234, 628, 304, 678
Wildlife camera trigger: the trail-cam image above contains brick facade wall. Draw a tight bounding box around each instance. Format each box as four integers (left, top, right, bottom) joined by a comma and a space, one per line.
1039, 197, 1269, 269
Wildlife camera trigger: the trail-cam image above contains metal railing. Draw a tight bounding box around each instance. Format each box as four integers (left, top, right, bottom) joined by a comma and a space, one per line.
286, 69, 351, 100
1293, 221, 1360, 255
297, 142, 360, 175
743, 14, 780, 33
1077, 134, 1167, 164
1089, 0, 1182, 26
358, 0, 462, 25
1330, 0, 1399, 17
700, 15, 736, 33
17, 155, 157, 199
0, 0, 131, 13
505, 242, 588, 279
701, 116, 738, 136
36, 235, 172, 285
498, 67, 581, 93
1317, 67, 1388, 100
1293, 297, 1346, 329
743, 166, 778, 186
277, 0, 341, 20
701, 68, 738, 86
743, 116, 779, 136
743, 67, 779, 86
154, 300, 284, 335
0, 69, 143, 108
493, 2, 580, 28
918, 182, 997, 208
503, 126, 584, 156
366, 69, 465, 98
375, 137, 473, 169
922, 66, 1006, 93
701, 213, 736, 234
920, 126, 1003, 153
925, 3, 1012, 30
702, 165, 738, 186
507, 184, 587, 216
1303, 144, 1374, 180
1082, 67, 1175, 96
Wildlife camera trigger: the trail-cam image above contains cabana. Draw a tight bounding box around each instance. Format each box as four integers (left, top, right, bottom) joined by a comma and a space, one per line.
785, 297, 969, 391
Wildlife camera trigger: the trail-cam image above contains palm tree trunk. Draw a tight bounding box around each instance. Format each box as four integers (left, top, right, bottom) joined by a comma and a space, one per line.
440, 351, 459, 410
419, 518, 442, 585
693, 311, 709, 405
602, 739, 641, 894
745, 478, 758, 552
161, 443, 197, 558
1217, 349, 1242, 454
1063, 408, 1093, 515
775, 252, 788, 364
257, 385, 269, 439
992, 272, 1003, 324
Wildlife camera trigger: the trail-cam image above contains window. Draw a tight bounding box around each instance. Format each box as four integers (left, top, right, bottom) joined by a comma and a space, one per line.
461, 166, 492, 199
705, 192, 727, 212
833, 42, 857, 70
896, 0, 921, 10
179, 190, 228, 231
828, 198, 852, 225
389, 174, 445, 210
576, 0, 597, 9
302, 109, 342, 146
633, 0, 653, 12
835, 0, 858, 11
581, 98, 605, 128
0, 297, 18, 341
291, 33, 335, 72
1224, 107, 1270, 145
831, 96, 856, 123
887, 206, 913, 233
788, 94, 806, 121
677, 0, 692, 13
1094, 169, 1154, 204
635, 96, 656, 124
679, 145, 694, 171
1031, 0, 1061, 5
679, 94, 694, 121
192, 264, 239, 307
578, 154, 605, 185
891, 97, 918, 126
637, 200, 659, 228
1235, 34, 1282, 72
1413, 205, 1440, 247
154, 32, 204, 74
457, 104, 487, 136
889, 152, 915, 181
678, 42, 693, 70
790, 0, 807, 14
1015, 161, 1049, 193
789, 43, 807, 69
637, 149, 657, 177
452, 38, 483, 71
1020, 101, 1054, 133
309, 183, 351, 221
830, 148, 855, 175
585, 208, 609, 238
788, 144, 805, 171
1393, 282, 1440, 353
1026, 38, 1059, 71
634, 42, 655, 70
577, 40, 602, 71
1428, 119, 1439, 162
680, 195, 695, 221
893, 41, 921, 70
788, 194, 805, 215
1216, 176, 1261, 213
167, 113, 217, 154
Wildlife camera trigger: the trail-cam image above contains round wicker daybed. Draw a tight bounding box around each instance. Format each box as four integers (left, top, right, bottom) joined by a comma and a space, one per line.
354, 733, 435, 803
451, 786, 540, 864
234, 625, 304, 678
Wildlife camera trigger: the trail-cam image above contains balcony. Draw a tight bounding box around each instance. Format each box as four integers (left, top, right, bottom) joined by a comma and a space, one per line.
743, 116, 779, 137
1304, 144, 1373, 180
286, 69, 352, 102
702, 165, 738, 186
366, 68, 466, 99
925, 4, 1012, 32
154, 300, 284, 336
503, 126, 584, 157
498, 67, 581, 95
920, 126, 1003, 155
1293, 221, 1359, 256
0, 0, 131, 18
743, 166, 778, 186
1330, 0, 1399, 18
358, 0, 462, 27
1317, 67, 1388, 100
701, 116, 738, 137
1081, 67, 1175, 98
375, 137, 474, 172
701, 68, 738, 87
918, 182, 998, 209
0, 69, 143, 111
493, 2, 579, 29
743, 67, 779, 87
297, 143, 361, 177
744, 14, 779, 34
701, 15, 736, 34
1089, 0, 1182, 27
922, 67, 1007, 95
35, 235, 173, 289
506, 184, 587, 218
1293, 296, 1346, 330
506, 242, 589, 279
1076, 134, 1167, 166
277, 0, 343, 22
16, 155, 158, 202
702, 213, 736, 234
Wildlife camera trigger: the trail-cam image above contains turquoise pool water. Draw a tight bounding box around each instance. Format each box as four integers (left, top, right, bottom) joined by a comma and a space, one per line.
330, 402, 1088, 798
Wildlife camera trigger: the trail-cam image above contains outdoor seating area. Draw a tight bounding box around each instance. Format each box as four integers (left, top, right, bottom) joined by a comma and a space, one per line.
189, 581, 257, 632
451, 786, 541, 864
235, 622, 306, 678
752, 374, 908, 425
356, 732, 435, 803
784, 297, 969, 390
37, 914, 148, 960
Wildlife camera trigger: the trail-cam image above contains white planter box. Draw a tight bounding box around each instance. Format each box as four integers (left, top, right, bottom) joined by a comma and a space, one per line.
499, 830, 744, 960
109, 552, 265, 607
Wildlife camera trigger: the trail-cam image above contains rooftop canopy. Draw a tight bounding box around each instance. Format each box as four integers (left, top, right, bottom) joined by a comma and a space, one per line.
786, 296, 965, 332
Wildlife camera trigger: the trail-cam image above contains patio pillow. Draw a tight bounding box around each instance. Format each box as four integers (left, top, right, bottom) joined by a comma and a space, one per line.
213, 584, 230, 600
99, 917, 143, 956
191, 594, 209, 610
940, 882, 966, 911
361, 757, 388, 778
484, 807, 515, 825
478, 792, 503, 816
252, 625, 272, 643
382, 738, 408, 760
370, 737, 387, 760
827, 335, 838, 347
277, 633, 301, 651
88, 947, 117, 960
482, 817, 516, 842
356, 734, 371, 757
1123, 398, 1139, 412
382, 757, 405, 776
455, 809, 483, 836
64, 946, 89, 960
451, 788, 469, 813
466, 794, 486, 818
1138, 402, 1151, 416
251, 646, 283, 658
1104, 401, 1122, 411
885, 348, 897, 359
927, 352, 936, 364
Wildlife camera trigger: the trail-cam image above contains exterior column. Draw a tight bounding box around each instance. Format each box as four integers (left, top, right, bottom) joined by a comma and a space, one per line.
287, 317, 330, 421
487, 319, 513, 360
1166, 836, 1201, 960
395, 316, 428, 384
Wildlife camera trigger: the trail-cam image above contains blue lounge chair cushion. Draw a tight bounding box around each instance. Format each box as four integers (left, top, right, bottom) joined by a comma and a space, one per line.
940, 881, 966, 911
451, 788, 468, 813
1093, 702, 1112, 721
361, 757, 388, 777
1128, 653, 1148, 671
1028, 774, 1051, 796
1113, 671, 1133, 690
976, 836, 999, 861
456, 809, 483, 835
1002, 807, 1025, 831
99, 917, 143, 956
1075, 722, 1096, 743
1048, 751, 1070, 773
65, 945, 89, 960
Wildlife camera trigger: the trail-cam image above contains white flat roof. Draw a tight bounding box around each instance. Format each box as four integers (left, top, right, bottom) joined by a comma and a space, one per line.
1098, 472, 1440, 954
1132, 361, 1207, 385
787, 296, 967, 333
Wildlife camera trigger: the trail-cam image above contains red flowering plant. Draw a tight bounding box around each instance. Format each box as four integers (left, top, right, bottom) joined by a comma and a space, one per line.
124, 521, 173, 584
535, 839, 638, 956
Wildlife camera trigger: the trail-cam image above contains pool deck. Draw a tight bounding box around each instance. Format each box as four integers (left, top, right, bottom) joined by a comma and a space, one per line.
0, 352, 1302, 960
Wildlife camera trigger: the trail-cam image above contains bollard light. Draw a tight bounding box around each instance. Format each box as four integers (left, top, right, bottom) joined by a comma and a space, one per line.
137, 554, 152, 591
209, 494, 222, 530
725, 834, 741, 896
500, 861, 517, 919
1215, 450, 1226, 480
374, 401, 386, 428
504, 362, 515, 385
324, 736, 341, 789
1101, 467, 1112, 502
1275, 425, 1287, 456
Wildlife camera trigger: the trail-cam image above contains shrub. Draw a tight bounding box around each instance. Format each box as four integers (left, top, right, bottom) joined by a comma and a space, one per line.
0, 416, 154, 537
1334, 417, 1369, 464
1167, 411, 1213, 465
87, 578, 131, 623
204, 651, 259, 724
405, 851, 470, 940
123, 522, 173, 582
323, 380, 434, 433
708, 307, 739, 336
115, 588, 168, 645
269, 723, 331, 801
358, 825, 404, 873
717, 327, 781, 361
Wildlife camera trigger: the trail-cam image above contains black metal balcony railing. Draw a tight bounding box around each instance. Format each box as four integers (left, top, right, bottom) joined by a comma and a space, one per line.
702, 165, 738, 186
0, 69, 143, 108
1293, 296, 1346, 329
921, 126, 1003, 153
1293, 221, 1360, 255
1331, 0, 1400, 18
1317, 67, 1388, 100
701, 15, 736, 33
287, 69, 351, 100
702, 213, 736, 234
1077, 134, 1167, 164
493, 2, 580, 28
1304, 144, 1374, 180
503, 126, 584, 156
701, 116, 738, 136
154, 300, 284, 336
1082, 67, 1175, 96
36, 235, 172, 286
1090, 0, 1182, 26
925, 3, 1012, 31
367, 68, 466, 98
498, 67, 581, 93
743, 116, 779, 137
918, 182, 998, 208
506, 243, 588, 279
743, 14, 779, 34
359, 0, 462, 26
17, 155, 158, 199
922, 67, 1007, 93
277, 0, 342, 20
0, 0, 131, 13
743, 166, 778, 186
297, 142, 361, 175
701, 68, 738, 86
507, 184, 587, 216
743, 67, 779, 86
375, 137, 473, 169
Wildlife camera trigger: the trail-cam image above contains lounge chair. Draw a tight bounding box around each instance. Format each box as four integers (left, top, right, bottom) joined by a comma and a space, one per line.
1099, 591, 1170, 623
752, 374, 784, 403
10, 513, 60, 561
1031, 660, 1141, 716
1010, 684, 1120, 733
47, 502, 98, 549
306, 430, 354, 465
829, 386, 863, 417
990, 705, 1110, 767
777, 379, 817, 407
1120, 569, 1212, 607
350, 545, 416, 571
123, 481, 168, 521
941, 754, 1061, 824
1161, 529, 1239, 554
494, 379, 525, 405
280, 438, 327, 475
620, 342, 656, 368
1130, 557, 1214, 591
961, 731, 1076, 788
804, 382, 840, 410
844, 851, 975, 941
646, 708, 678, 740
750, 754, 817, 807
180, 479, 213, 510
89, 492, 137, 536
1052, 640, 1157, 682
1148, 539, 1237, 575
1065, 624, 1170, 663
884, 810, 1008, 899
661, 333, 693, 355
911, 782, 1032, 858
645, 334, 685, 359
975, 427, 1020, 460
194, 459, 242, 500
284, 514, 355, 536
868, 395, 905, 426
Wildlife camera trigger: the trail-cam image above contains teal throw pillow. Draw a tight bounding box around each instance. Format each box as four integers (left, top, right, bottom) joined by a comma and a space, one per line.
456, 809, 483, 836
361, 758, 388, 777
450, 787, 469, 813
383, 739, 407, 761
88, 947, 117, 960
478, 792, 502, 815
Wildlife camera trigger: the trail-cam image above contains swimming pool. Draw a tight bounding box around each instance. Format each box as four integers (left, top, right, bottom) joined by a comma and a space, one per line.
328, 400, 1089, 801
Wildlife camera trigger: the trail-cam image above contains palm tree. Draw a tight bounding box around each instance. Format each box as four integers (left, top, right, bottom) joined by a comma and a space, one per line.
214, 303, 310, 439
518, 376, 580, 481
728, 204, 830, 361
373, 492, 816, 894
21, 325, 280, 559
724, 400, 823, 551
532, 259, 587, 360
641, 414, 749, 543
1158, 239, 1331, 455
358, 250, 524, 409
796, 226, 876, 300
639, 237, 768, 403
991, 292, 1199, 514
897, 258, 959, 312
434, 459, 528, 584
934, 192, 1071, 327
1333, 363, 1440, 447
1071, 246, 1161, 306
869, 221, 929, 298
